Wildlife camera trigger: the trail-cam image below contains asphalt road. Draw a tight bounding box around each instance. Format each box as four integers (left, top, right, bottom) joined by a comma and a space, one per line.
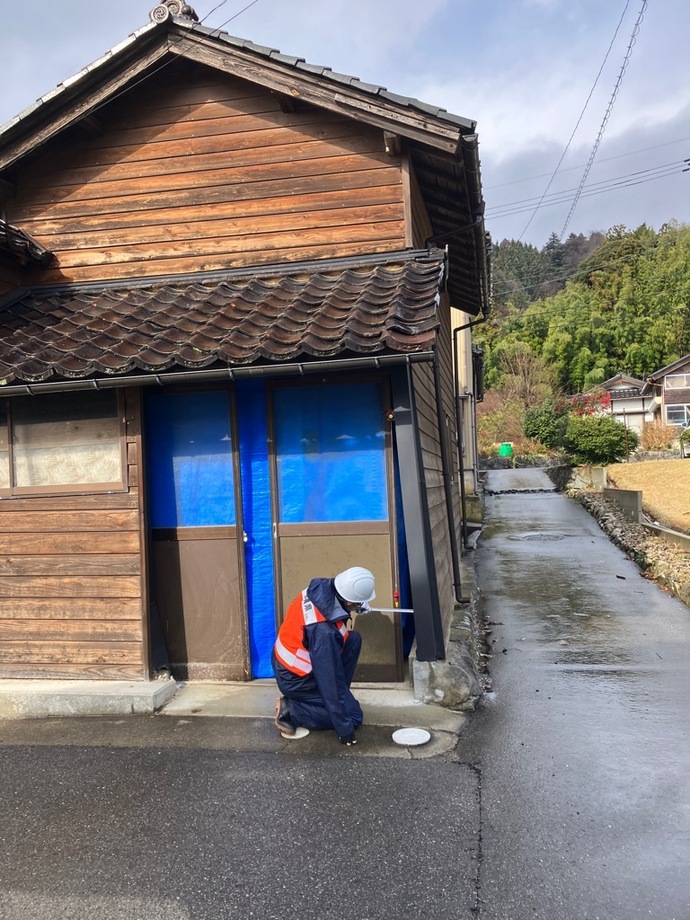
465, 469, 690, 920
0, 718, 480, 920
1, 468, 689, 920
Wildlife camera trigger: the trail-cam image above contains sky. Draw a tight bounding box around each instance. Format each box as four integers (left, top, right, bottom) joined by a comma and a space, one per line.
1, 0, 689, 249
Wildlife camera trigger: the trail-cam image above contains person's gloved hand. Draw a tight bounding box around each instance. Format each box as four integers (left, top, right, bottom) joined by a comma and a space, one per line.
339, 733, 358, 746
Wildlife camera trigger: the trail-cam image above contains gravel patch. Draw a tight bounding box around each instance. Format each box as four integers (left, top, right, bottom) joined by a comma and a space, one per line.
568, 488, 690, 608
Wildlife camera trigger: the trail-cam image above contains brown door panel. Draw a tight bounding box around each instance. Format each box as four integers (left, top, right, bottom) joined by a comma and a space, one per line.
276, 526, 403, 682
152, 530, 246, 680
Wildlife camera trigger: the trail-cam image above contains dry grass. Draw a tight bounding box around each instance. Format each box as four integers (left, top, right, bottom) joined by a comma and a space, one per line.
607, 459, 690, 534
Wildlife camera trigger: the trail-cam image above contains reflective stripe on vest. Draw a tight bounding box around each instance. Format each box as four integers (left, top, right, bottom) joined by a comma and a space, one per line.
274, 589, 348, 676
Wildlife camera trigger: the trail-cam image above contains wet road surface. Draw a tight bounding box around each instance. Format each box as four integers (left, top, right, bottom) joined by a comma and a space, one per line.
463, 468, 690, 920
1, 467, 688, 920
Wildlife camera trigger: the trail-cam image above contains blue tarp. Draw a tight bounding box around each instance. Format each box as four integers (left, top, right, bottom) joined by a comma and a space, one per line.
145, 390, 235, 527
236, 381, 277, 678
273, 383, 388, 523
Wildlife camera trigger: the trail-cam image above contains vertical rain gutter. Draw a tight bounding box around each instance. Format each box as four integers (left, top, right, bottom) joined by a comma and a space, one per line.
433, 350, 464, 603
453, 317, 486, 549
391, 358, 445, 661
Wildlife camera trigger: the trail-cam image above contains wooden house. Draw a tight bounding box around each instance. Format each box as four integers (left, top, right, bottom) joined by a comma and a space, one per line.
0, 2, 490, 688
598, 374, 655, 434
642, 356, 690, 430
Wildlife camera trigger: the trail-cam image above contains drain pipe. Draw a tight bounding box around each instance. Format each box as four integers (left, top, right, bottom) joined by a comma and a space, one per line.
433, 350, 465, 604
453, 316, 486, 550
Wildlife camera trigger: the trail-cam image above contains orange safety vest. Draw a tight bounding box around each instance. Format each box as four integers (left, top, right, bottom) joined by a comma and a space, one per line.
274, 589, 349, 676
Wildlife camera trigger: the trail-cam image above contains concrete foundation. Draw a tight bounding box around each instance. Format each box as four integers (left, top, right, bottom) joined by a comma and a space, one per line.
0, 678, 177, 719
409, 558, 483, 712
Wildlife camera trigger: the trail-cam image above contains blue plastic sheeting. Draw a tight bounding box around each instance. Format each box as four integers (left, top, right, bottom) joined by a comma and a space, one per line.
236, 380, 277, 679
145, 390, 235, 528
273, 383, 388, 522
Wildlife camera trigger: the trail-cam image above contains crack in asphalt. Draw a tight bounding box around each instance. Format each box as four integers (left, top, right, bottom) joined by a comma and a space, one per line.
466, 761, 483, 917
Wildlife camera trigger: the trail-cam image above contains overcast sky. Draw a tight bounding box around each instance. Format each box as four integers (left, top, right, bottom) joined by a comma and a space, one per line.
1, 0, 688, 248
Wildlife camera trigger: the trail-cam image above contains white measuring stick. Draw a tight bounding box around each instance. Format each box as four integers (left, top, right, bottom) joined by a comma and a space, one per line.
367, 607, 414, 614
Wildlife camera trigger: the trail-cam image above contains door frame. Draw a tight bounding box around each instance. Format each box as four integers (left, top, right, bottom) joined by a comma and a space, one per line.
143, 383, 251, 680
265, 373, 403, 680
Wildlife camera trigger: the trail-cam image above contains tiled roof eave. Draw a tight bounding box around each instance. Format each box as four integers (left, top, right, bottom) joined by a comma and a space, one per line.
0, 250, 446, 389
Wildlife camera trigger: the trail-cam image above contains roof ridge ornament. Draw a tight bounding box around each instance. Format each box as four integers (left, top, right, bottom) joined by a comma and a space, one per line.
149, 1, 199, 23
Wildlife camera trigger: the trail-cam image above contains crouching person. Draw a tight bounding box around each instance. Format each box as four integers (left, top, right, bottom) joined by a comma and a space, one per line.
272, 566, 376, 746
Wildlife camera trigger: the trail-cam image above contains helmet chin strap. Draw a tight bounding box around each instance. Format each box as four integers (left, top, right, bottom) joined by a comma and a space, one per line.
334, 588, 358, 610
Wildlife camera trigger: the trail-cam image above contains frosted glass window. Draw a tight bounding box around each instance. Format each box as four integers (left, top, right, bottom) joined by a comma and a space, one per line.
12, 391, 122, 488
665, 374, 690, 389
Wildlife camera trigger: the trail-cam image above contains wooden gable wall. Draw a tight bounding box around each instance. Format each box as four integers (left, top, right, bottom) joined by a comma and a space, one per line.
662, 359, 690, 412
8, 59, 406, 285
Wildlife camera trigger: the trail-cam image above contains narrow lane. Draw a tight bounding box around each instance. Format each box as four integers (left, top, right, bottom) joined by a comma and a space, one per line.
463, 469, 690, 920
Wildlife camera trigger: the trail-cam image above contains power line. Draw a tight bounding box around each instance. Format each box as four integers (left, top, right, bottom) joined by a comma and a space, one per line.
516, 0, 631, 243
487, 159, 688, 220
559, 0, 648, 238
485, 135, 690, 191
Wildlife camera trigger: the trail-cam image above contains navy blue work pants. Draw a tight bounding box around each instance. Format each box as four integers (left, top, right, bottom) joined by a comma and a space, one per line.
273, 631, 363, 732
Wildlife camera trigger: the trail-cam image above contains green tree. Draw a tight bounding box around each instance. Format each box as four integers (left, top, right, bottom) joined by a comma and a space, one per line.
524, 401, 568, 449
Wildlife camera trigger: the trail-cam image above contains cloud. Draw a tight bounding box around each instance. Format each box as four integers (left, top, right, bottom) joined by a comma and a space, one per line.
1, 0, 688, 248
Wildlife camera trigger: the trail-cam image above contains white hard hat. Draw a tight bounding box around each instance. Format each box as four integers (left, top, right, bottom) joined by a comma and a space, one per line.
334, 566, 376, 604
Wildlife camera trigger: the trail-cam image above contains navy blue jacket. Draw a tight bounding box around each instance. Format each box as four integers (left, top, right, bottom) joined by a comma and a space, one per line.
277, 578, 362, 738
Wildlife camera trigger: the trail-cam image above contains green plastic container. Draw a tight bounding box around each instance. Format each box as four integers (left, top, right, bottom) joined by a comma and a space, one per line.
498, 442, 514, 457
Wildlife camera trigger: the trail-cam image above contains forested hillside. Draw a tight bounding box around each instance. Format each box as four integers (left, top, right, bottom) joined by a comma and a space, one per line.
478, 222, 690, 395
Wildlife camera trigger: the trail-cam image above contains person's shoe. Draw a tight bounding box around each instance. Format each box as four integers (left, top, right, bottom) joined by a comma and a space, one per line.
274, 697, 296, 736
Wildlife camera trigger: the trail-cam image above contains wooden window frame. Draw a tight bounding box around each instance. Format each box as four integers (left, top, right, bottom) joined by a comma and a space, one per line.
0, 390, 128, 499
665, 404, 690, 426
665, 374, 690, 389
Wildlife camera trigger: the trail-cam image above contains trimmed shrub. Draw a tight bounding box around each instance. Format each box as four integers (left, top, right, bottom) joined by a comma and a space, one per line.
563, 414, 638, 465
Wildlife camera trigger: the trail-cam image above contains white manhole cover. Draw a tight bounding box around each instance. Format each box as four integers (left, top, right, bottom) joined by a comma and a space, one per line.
281, 726, 310, 740
392, 728, 431, 746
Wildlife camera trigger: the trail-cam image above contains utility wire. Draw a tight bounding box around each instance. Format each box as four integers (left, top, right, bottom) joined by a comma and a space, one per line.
488, 159, 688, 220
559, 0, 648, 238
486, 136, 690, 191
516, 0, 631, 242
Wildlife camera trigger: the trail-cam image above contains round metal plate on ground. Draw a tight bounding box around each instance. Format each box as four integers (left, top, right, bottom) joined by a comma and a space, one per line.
281, 726, 310, 740
392, 728, 431, 746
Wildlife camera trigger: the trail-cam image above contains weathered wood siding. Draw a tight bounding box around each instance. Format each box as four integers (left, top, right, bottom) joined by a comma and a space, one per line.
0, 390, 147, 679
412, 298, 460, 637
663, 361, 690, 415
408, 158, 434, 249
10, 60, 406, 284
408, 157, 462, 635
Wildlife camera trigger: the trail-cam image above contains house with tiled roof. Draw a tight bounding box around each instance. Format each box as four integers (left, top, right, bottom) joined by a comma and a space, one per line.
598, 373, 656, 434
0, 1, 490, 698
642, 356, 690, 429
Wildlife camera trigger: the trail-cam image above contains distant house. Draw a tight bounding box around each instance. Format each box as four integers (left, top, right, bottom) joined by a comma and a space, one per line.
0, 3, 490, 689
599, 373, 656, 434
642, 356, 690, 428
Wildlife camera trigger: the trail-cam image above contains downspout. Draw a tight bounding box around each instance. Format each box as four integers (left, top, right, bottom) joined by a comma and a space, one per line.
433, 349, 465, 604
391, 360, 445, 660
453, 317, 486, 549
